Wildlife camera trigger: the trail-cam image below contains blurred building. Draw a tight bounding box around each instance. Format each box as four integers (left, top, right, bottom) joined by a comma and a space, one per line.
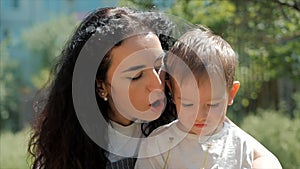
0, 0, 119, 130
1, 0, 119, 41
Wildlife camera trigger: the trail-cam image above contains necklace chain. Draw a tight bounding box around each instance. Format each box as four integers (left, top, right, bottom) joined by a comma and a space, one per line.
163, 137, 174, 169
200, 143, 212, 169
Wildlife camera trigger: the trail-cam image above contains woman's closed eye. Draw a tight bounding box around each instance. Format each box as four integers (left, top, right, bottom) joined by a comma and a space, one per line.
130, 72, 143, 81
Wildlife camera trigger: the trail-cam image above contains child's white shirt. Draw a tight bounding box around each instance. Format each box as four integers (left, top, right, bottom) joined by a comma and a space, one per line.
135, 120, 253, 169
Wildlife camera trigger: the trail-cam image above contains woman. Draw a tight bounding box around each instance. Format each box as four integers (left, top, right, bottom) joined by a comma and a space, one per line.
28, 7, 177, 169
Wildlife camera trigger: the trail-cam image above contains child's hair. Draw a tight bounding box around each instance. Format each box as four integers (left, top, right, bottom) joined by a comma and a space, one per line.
167, 26, 237, 90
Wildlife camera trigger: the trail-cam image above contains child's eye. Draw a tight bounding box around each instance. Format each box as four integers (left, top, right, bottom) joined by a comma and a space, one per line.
208, 103, 219, 107
131, 72, 143, 81
182, 103, 194, 107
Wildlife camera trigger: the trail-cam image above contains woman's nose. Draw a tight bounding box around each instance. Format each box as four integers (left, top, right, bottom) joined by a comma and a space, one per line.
147, 68, 163, 91
158, 70, 166, 86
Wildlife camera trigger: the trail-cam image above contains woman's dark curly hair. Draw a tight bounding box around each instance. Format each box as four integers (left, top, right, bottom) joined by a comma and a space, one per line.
28, 7, 176, 169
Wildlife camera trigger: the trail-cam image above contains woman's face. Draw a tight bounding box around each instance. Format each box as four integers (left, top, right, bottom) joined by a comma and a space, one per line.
104, 33, 166, 124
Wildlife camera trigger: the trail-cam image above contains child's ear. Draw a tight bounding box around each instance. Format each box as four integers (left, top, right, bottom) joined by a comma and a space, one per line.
96, 79, 108, 99
228, 81, 240, 105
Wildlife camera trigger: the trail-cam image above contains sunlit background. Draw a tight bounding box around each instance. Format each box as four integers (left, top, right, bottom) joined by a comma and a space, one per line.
1, 0, 299, 168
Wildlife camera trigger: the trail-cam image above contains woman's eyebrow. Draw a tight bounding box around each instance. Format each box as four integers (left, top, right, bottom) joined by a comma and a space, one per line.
122, 65, 146, 73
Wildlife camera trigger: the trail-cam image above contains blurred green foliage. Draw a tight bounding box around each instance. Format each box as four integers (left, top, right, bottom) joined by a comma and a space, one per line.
169, 0, 235, 32
119, 0, 156, 10
293, 92, 300, 118
0, 15, 77, 133
0, 39, 22, 132
241, 110, 300, 169
22, 15, 77, 89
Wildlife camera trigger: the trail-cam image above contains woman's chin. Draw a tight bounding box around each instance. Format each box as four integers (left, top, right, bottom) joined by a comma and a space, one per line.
135, 110, 162, 122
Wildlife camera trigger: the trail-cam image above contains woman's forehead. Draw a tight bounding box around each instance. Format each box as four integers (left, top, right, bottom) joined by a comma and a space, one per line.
106, 34, 164, 76
119, 33, 159, 49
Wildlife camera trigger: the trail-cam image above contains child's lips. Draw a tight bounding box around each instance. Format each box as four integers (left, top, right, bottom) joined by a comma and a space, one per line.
194, 123, 207, 128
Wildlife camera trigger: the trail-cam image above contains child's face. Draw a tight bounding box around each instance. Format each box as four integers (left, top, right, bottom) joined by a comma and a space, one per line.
171, 75, 229, 136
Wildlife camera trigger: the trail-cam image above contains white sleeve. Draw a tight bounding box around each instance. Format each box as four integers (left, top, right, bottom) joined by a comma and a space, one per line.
227, 120, 282, 168
241, 139, 254, 169
229, 123, 254, 169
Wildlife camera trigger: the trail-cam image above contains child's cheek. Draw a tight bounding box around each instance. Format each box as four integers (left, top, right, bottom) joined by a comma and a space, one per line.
178, 106, 198, 128
207, 107, 226, 123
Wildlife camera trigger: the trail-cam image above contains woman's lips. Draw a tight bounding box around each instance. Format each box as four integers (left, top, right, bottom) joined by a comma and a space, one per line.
150, 99, 165, 113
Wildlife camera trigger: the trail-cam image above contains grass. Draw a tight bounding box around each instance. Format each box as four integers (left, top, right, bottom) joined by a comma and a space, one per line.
241, 110, 300, 169
0, 128, 31, 169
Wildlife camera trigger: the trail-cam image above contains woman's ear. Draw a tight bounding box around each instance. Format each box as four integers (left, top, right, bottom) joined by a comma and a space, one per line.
228, 81, 240, 105
96, 79, 108, 99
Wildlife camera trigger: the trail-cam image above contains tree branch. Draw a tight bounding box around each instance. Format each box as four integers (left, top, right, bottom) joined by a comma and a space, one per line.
274, 0, 300, 11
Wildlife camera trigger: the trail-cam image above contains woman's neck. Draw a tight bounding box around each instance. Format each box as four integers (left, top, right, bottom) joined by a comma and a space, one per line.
108, 112, 133, 126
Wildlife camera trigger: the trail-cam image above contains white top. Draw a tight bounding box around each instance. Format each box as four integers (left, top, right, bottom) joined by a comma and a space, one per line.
135, 120, 253, 169
107, 120, 144, 162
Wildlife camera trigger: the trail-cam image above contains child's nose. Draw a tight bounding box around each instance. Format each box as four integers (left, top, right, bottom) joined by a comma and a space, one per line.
198, 106, 209, 118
